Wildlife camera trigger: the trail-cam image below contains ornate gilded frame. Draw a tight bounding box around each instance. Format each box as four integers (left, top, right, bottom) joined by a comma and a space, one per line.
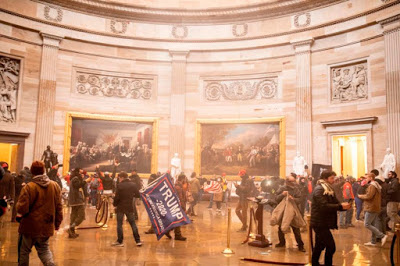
63, 112, 159, 177
195, 117, 286, 181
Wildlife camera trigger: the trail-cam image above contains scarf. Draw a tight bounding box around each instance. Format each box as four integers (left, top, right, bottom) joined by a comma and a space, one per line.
317, 179, 335, 196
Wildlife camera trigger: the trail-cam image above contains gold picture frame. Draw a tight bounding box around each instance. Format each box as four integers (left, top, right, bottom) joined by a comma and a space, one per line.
195, 117, 286, 181
63, 112, 159, 177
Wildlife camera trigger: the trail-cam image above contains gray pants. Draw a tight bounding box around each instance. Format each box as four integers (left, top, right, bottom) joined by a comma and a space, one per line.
18, 234, 55, 266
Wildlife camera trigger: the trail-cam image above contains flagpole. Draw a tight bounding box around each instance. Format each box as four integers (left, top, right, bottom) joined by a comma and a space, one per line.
222, 207, 234, 254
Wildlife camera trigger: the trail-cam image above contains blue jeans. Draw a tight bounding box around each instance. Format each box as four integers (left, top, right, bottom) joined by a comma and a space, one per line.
116, 211, 141, 244
90, 190, 97, 206
355, 197, 363, 220
364, 211, 385, 244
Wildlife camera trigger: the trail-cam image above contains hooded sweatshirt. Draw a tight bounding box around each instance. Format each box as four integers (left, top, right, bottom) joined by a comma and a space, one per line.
358, 180, 381, 213
16, 174, 63, 237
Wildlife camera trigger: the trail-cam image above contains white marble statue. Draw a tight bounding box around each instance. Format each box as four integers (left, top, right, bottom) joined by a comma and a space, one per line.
293, 151, 307, 176
381, 148, 396, 179
170, 153, 182, 181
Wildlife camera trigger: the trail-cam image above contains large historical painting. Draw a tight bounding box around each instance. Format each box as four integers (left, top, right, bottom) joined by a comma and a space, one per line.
197, 119, 284, 177
65, 113, 157, 174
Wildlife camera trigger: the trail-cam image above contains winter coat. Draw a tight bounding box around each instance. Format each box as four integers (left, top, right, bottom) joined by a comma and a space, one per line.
310, 182, 343, 229
236, 175, 252, 200
0, 171, 15, 200
359, 181, 381, 213
175, 181, 187, 208
387, 177, 400, 203
275, 184, 302, 208
129, 174, 143, 190
190, 178, 201, 194
333, 180, 345, 203
16, 175, 63, 237
376, 179, 389, 207
69, 176, 87, 206
271, 196, 306, 232
113, 179, 140, 213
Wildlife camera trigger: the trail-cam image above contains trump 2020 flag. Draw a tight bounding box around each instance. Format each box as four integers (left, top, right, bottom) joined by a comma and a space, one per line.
140, 173, 191, 240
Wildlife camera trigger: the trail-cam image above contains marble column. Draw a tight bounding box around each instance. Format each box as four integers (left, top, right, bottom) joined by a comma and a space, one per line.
34, 33, 62, 160
380, 15, 400, 171
169, 51, 189, 169
291, 39, 313, 170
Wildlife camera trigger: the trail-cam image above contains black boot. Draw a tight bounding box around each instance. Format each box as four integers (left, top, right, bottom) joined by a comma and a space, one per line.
175, 235, 187, 241
298, 246, 306, 252
68, 228, 78, 239
165, 232, 172, 239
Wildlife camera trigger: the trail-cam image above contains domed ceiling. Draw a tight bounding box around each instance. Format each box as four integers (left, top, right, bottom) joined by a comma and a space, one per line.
38, 0, 344, 22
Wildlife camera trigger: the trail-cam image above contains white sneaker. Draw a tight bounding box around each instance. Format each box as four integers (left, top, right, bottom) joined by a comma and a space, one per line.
136, 242, 143, 247
111, 242, 124, 247
381, 235, 388, 247
364, 242, 376, 247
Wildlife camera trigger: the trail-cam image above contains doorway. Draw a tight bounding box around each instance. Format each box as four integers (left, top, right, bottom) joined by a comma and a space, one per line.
0, 142, 19, 173
332, 134, 367, 178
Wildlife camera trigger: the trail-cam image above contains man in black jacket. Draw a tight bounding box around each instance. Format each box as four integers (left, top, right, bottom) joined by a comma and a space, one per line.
111, 172, 142, 247
274, 175, 305, 252
68, 168, 88, 238
0, 162, 15, 222
311, 171, 350, 266
387, 171, 400, 230
129, 169, 142, 220
234, 170, 252, 232
372, 169, 389, 235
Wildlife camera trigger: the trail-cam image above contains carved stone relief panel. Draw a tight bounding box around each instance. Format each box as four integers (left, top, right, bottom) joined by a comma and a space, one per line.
203, 75, 278, 101
293, 12, 311, 28
232, 23, 248, 37
172, 25, 188, 39
110, 20, 129, 34
330, 61, 368, 104
74, 68, 156, 100
44, 5, 63, 22
0, 56, 20, 123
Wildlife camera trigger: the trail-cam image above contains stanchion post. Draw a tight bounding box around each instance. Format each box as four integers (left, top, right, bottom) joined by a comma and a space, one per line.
222, 207, 234, 254
396, 223, 400, 265
306, 215, 312, 265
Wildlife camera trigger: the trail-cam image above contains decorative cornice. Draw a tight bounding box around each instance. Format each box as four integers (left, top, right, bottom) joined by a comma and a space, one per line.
294, 12, 311, 28
378, 14, 400, 34
172, 25, 188, 39
0, 130, 30, 138
169, 50, 189, 62
232, 23, 248, 37
33, 0, 343, 24
44, 5, 63, 23
0, 2, 396, 45
40, 32, 63, 48
291, 38, 314, 54
321, 117, 377, 127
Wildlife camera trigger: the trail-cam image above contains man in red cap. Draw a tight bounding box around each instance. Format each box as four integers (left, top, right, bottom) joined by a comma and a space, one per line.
234, 169, 252, 231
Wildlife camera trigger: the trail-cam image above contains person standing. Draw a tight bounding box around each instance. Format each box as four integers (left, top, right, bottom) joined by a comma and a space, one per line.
68, 168, 88, 238
0, 162, 15, 222
274, 175, 306, 252
353, 177, 363, 222
373, 171, 388, 236
386, 171, 400, 231
165, 174, 187, 241
341, 177, 355, 228
359, 173, 388, 247
89, 174, 100, 208
16, 161, 63, 266
234, 169, 252, 232
144, 173, 158, 234
111, 172, 142, 247
311, 171, 350, 266
12, 172, 24, 222
187, 172, 201, 216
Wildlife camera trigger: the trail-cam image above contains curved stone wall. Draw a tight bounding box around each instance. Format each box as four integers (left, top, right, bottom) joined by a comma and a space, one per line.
0, 0, 399, 175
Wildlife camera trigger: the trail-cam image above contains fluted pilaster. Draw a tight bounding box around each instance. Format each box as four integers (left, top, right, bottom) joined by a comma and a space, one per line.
169, 51, 189, 167
380, 15, 400, 172
292, 39, 313, 169
34, 33, 62, 159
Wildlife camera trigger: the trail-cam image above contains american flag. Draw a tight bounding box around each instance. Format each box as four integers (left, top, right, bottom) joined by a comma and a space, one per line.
204, 181, 222, 193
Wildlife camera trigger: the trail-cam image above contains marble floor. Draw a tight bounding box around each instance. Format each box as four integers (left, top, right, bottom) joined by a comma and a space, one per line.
0, 201, 392, 265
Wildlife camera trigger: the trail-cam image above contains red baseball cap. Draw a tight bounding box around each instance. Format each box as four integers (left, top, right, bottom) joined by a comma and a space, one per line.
238, 169, 246, 176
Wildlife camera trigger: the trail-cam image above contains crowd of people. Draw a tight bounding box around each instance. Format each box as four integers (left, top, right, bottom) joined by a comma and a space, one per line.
0, 156, 399, 266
